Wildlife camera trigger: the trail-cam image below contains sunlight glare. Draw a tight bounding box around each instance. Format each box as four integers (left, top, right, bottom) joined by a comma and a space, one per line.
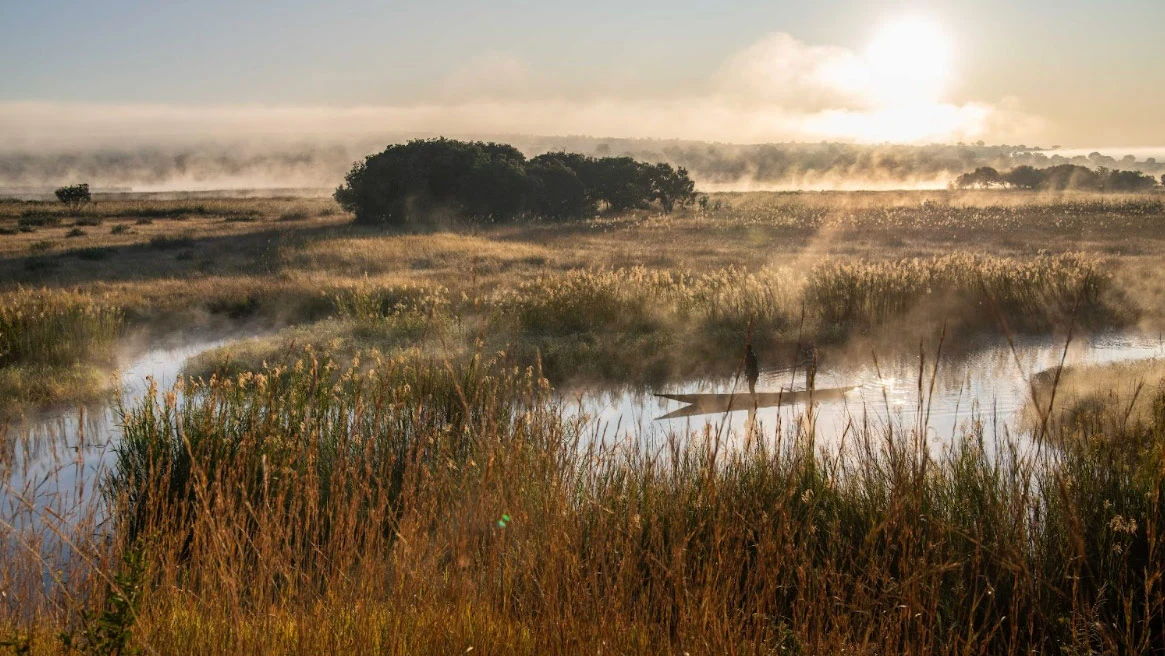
864, 17, 952, 105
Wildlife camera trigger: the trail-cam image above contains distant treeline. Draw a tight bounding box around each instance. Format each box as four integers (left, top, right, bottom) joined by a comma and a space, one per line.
952, 165, 1162, 191
334, 139, 696, 224
4, 137, 1165, 192
527, 138, 1165, 188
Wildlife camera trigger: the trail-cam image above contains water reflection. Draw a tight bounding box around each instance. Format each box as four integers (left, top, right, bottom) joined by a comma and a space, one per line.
4, 330, 1164, 525
2, 338, 233, 527
564, 331, 1165, 452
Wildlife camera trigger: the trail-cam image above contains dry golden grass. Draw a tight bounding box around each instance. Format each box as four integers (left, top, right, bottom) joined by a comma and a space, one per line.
4, 190, 1165, 653
1, 190, 1162, 412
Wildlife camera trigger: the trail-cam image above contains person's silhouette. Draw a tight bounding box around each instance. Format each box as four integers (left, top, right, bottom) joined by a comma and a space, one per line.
744, 343, 759, 395
803, 341, 818, 391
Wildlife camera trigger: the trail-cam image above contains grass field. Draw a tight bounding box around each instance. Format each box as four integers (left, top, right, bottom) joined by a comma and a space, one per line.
2, 191, 1162, 408
3, 190, 1165, 653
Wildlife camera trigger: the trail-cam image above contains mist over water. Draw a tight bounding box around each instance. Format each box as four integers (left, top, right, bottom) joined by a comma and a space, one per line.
568, 330, 1165, 456
1, 338, 233, 530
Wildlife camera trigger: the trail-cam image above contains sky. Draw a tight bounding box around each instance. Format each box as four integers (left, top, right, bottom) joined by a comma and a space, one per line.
1, 0, 1163, 147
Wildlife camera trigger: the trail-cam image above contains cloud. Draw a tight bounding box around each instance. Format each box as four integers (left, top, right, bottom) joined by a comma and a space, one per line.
716, 32, 871, 112
0, 32, 1043, 147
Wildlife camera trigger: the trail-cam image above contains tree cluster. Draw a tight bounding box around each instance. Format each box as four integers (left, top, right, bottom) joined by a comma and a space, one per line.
334, 139, 696, 225
952, 165, 1159, 192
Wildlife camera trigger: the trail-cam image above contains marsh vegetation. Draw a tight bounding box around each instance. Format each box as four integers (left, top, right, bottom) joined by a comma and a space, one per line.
3, 189, 1165, 653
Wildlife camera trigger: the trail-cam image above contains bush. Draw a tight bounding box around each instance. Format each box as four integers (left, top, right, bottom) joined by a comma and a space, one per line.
54, 183, 91, 212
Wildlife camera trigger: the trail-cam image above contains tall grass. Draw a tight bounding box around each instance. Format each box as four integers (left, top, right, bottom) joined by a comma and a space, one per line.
495, 254, 1119, 343
804, 252, 1117, 333
186, 253, 1127, 391
0, 288, 122, 368
479, 254, 1122, 384
332, 279, 452, 339
3, 345, 1157, 653
0, 288, 123, 413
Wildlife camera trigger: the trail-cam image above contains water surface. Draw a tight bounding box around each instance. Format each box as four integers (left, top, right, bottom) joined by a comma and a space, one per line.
565, 331, 1165, 453
4, 330, 1163, 527
2, 338, 233, 528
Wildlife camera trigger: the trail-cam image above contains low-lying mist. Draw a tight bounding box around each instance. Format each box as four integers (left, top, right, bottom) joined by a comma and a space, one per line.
3, 136, 1163, 197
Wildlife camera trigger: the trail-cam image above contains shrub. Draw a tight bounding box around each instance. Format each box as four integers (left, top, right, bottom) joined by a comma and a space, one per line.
54, 183, 91, 212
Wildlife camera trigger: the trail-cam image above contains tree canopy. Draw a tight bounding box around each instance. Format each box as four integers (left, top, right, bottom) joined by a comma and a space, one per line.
335, 139, 697, 225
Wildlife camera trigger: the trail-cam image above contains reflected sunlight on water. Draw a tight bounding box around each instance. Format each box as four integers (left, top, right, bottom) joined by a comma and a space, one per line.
564, 330, 1165, 456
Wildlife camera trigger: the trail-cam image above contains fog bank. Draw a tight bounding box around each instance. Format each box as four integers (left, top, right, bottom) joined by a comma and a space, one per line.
3, 137, 1163, 196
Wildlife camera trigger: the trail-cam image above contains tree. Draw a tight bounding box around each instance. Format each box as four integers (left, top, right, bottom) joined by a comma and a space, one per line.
648, 163, 696, 213
1103, 169, 1157, 192
55, 183, 91, 212
953, 166, 1002, 189
335, 138, 528, 225
1040, 164, 1099, 190
335, 139, 694, 225
526, 159, 590, 219
1004, 165, 1043, 190
530, 152, 600, 204
458, 145, 529, 218
590, 157, 653, 212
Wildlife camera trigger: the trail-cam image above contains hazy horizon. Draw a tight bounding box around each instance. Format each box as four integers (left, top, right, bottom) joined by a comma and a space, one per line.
3, 136, 1162, 196
3, 1, 1164, 150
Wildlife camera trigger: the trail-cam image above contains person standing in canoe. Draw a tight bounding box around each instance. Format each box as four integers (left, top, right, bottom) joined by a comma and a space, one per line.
803, 340, 818, 391
744, 343, 760, 395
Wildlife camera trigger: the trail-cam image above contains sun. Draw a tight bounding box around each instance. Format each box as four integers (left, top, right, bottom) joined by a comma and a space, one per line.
864, 17, 951, 105
805, 18, 964, 142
